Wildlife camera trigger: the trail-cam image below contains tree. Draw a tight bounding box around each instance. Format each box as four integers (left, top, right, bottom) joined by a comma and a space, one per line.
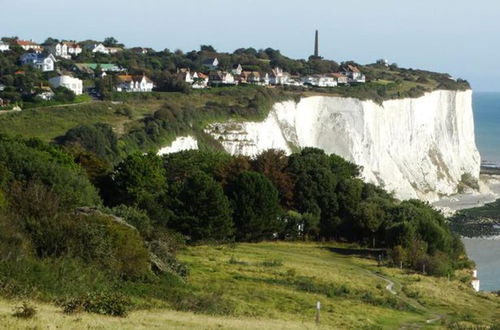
103, 37, 119, 47
226, 171, 282, 242
252, 149, 294, 208
170, 171, 233, 242
111, 153, 167, 217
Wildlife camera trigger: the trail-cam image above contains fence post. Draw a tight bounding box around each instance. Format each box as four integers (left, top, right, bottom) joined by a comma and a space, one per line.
316, 301, 321, 324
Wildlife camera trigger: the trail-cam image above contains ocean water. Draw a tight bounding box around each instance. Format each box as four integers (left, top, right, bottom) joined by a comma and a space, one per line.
462, 93, 500, 292
462, 238, 500, 292
473, 92, 500, 166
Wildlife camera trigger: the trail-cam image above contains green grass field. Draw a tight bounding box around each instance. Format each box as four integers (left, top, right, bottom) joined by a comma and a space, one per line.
1, 242, 498, 329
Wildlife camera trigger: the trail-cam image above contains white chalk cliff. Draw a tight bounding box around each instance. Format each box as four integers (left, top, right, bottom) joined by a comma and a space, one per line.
205, 90, 481, 201
157, 136, 198, 155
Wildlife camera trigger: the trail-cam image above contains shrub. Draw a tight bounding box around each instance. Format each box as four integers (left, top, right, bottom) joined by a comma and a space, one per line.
12, 302, 37, 319
174, 291, 235, 315
261, 259, 283, 267
60, 292, 130, 317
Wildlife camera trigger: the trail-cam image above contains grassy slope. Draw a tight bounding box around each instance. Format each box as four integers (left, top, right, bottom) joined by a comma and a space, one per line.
2, 243, 498, 329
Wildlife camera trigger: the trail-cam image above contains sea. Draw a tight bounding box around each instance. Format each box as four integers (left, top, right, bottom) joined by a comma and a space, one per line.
463, 92, 500, 292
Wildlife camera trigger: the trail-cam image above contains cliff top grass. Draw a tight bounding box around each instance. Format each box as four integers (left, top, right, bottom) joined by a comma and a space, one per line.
1, 242, 498, 329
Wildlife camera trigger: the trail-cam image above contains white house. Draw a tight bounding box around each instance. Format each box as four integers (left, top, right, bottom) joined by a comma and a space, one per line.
232, 64, 243, 75
202, 58, 219, 70
269, 67, 290, 85
49, 75, 83, 95
330, 73, 349, 85
20, 53, 56, 72
343, 65, 366, 83
106, 47, 123, 54
15, 40, 43, 53
302, 75, 337, 87
192, 72, 209, 89
209, 71, 236, 85
116, 74, 155, 92
0, 41, 10, 52
47, 41, 82, 59
36, 85, 55, 100
85, 43, 109, 54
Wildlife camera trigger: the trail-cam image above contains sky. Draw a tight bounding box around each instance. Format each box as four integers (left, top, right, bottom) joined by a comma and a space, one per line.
1, 0, 499, 91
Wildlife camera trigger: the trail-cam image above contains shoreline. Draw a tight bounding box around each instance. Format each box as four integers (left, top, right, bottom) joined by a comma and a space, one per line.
432, 174, 500, 215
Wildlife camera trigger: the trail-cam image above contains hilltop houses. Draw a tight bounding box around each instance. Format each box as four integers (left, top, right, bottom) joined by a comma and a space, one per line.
116, 74, 155, 92
49, 75, 83, 95
46, 41, 82, 59
20, 53, 56, 72
209, 71, 236, 85
343, 65, 366, 83
269, 67, 290, 85
15, 40, 43, 52
0, 41, 10, 52
302, 75, 337, 87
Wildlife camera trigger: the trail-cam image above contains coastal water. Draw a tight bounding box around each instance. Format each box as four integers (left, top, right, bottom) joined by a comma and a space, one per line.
473, 92, 500, 166
462, 238, 500, 292
460, 93, 500, 292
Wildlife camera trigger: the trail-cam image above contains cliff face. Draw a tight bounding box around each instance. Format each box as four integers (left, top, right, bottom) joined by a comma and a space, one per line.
205, 90, 480, 201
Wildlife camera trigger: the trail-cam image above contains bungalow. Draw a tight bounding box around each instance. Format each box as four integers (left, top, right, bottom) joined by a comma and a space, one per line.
36, 85, 55, 100
302, 75, 337, 87
46, 41, 82, 59
269, 67, 290, 85
192, 72, 209, 89
106, 47, 123, 54
202, 58, 219, 70
239, 71, 262, 85
178, 68, 194, 83
342, 65, 366, 83
49, 75, 83, 95
74, 63, 125, 75
209, 71, 236, 85
20, 53, 56, 72
0, 41, 10, 52
15, 40, 43, 53
85, 43, 109, 54
329, 73, 348, 85
116, 74, 155, 92
232, 64, 243, 75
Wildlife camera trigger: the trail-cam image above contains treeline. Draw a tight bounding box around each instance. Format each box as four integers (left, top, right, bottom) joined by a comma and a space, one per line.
0, 134, 471, 312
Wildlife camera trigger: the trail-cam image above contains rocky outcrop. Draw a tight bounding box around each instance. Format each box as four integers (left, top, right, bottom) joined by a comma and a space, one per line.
157, 136, 198, 156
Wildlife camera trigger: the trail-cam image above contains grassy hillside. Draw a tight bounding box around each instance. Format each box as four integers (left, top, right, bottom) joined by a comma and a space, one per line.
1, 242, 498, 329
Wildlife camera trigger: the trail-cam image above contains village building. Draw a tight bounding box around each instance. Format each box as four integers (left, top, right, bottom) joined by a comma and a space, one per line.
46, 41, 82, 59
15, 40, 43, 53
343, 65, 366, 83
302, 75, 337, 87
209, 71, 236, 85
202, 58, 219, 70
73, 63, 125, 75
0, 41, 10, 52
329, 73, 349, 85
116, 74, 155, 92
106, 47, 123, 54
85, 43, 109, 54
232, 64, 243, 75
36, 85, 55, 100
269, 67, 290, 85
20, 53, 56, 72
130, 47, 152, 54
49, 75, 83, 95
192, 72, 209, 89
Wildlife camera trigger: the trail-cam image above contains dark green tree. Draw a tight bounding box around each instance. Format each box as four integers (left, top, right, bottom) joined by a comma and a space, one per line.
170, 171, 233, 242
226, 171, 282, 242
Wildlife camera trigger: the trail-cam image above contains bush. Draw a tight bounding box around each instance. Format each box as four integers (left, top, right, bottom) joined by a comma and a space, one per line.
261, 259, 283, 267
12, 302, 37, 319
60, 292, 130, 317
174, 291, 235, 315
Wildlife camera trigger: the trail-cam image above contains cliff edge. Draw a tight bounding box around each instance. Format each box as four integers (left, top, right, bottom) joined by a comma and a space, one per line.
205, 90, 480, 201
